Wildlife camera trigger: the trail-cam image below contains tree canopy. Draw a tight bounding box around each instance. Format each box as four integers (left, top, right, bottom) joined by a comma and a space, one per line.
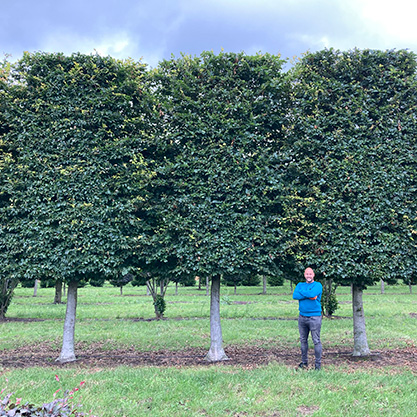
288, 48, 417, 288
138, 51, 291, 281
3, 52, 151, 285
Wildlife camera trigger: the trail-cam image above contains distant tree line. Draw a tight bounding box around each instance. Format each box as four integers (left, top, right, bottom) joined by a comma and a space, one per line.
0, 49, 416, 362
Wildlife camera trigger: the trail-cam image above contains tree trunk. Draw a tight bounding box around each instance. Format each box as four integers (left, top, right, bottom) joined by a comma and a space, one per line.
380, 279, 385, 294
33, 280, 38, 297
322, 277, 332, 317
63, 282, 66, 297
352, 284, 370, 356
206, 276, 210, 296
120, 286, 123, 296
205, 275, 228, 361
234, 284, 237, 295
326, 278, 332, 295
154, 303, 163, 320
0, 278, 18, 320
56, 280, 78, 363
409, 282, 413, 294
147, 278, 169, 320
54, 279, 62, 304
290, 280, 293, 292
262, 276, 267, 295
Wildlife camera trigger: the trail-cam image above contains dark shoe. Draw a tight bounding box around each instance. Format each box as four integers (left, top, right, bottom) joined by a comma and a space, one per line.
315, 365, 321, 371
298, 362, 308, 369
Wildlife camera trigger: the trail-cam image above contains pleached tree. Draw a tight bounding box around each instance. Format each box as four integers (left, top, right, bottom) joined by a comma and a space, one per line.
138, 51, 291, 360
4, 52, 151, 362
288, 48, 417, 355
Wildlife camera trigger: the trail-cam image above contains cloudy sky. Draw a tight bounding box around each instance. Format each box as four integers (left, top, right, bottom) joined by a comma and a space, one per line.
2, 0, 417, 68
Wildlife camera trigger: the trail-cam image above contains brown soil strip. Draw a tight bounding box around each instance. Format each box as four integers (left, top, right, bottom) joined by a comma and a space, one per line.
1, 342, 416, 372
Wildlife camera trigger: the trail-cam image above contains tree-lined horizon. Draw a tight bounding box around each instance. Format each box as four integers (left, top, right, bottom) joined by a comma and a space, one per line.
1, 48, 416, 362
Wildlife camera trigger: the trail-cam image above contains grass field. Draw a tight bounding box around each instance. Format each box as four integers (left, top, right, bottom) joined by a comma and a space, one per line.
1, 281, 417, 416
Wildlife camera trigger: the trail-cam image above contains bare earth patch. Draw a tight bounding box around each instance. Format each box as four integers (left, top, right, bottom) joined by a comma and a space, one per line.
297, 405, 320, 416
1, 342, 417, 372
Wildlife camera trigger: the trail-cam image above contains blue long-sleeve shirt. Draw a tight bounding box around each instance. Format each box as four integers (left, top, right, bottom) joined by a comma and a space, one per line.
292, 281, 323, 316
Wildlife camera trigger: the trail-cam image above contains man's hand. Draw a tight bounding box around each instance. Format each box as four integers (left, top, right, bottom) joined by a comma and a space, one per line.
309, 296, 317, 300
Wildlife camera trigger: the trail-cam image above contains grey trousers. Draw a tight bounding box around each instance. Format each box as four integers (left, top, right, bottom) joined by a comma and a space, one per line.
298, 315, 322, 367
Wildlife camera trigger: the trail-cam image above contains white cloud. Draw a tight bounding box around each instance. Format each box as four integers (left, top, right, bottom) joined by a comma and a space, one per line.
41, 31, 140, 61
95, 36, 131, 57
4, 0, 417, 68
287, 34, 331, 51
350, 0, 417, 46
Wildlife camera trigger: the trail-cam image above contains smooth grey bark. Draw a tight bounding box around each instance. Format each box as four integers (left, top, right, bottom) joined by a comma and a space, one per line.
352, 284, 370, 356
205, 275, 228, 361
33, 280, 38, 297
262, 276, 267, 295
380, 279, 385, 294
56, 280, 78, 363
175, 281, 178, 296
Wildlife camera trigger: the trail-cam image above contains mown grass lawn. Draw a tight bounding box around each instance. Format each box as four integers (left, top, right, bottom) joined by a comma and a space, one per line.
1, 281, 416, 416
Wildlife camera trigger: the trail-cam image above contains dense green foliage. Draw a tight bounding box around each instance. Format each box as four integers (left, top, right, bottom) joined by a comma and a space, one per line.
287, 49, 417, 288
153, 294, 167, 317
2, 48, 415, 298
2, 53, 151, 287
0, 58, 19, 318
137, 51, 290, 283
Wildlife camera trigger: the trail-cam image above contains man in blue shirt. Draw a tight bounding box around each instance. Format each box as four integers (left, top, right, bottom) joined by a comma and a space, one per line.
292, 267, 323, 370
